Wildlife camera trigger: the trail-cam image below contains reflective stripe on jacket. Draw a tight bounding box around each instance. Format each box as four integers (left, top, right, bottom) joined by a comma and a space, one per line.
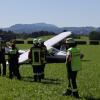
32, 47, 42, 66
41, 46, 47, 64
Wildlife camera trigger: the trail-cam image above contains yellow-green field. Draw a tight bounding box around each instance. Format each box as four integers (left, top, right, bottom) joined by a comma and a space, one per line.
0, 38, 100, 100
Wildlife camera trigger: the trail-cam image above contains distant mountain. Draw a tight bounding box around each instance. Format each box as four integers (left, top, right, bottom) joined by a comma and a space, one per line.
2, 23, 100, 34
61, 27, 97, 34
3, 23, 61, 33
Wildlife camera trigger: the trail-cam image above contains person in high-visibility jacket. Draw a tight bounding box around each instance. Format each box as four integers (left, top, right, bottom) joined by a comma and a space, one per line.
0, 38, 6, 76
38, 38, 47, 79
63, 38, 83, 98
28, 39, 43, 82
8, 40, 21, 79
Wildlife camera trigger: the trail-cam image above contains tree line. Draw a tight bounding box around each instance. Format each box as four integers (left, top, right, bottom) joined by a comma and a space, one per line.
89, 31, 100, 40
0, 29, 100, 41
0, 29, 55, 41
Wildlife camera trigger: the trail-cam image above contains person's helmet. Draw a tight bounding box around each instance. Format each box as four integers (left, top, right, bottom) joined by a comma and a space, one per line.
6, 42, 11, 47
66, 38, 75, 44
38, 38, 44, 44
33, 38, 38, 44
10, 40, 16, 44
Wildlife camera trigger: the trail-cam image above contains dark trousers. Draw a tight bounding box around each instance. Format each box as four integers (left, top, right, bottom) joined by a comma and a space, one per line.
67, 63, 78, 91
32, 65, 42, 81
9, 61, 21, 79
67, 71, 77, 90
64, 63, 80, 98
41, 64, 45, 78
0, 59, 6, 75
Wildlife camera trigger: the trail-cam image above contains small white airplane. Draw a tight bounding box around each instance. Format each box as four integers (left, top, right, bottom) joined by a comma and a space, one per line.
18, 31, 72, 63
5, 31, 72, 64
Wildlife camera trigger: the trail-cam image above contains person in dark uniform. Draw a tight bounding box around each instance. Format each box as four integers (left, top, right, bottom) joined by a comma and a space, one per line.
8, 40, 21, 80
28, 39, 43, 82
0, 38, 6, 76
38, 38, 47, 79
63, 38, 83, 98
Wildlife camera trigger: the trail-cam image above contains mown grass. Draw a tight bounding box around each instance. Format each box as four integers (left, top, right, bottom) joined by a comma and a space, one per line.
0, 43, 100, 100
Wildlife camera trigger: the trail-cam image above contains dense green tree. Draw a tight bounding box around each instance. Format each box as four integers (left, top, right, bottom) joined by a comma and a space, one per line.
89, 31, 100, 40
0, 29, 55, 40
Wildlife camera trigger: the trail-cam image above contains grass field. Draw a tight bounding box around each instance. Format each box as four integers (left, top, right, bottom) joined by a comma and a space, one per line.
0, 43, 100, 100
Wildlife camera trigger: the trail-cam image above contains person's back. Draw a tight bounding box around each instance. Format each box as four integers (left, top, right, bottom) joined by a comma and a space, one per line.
40, 43, 47, 64
38, 38, 47, 79
28, 38, 42, 82
31, 44, 41, 66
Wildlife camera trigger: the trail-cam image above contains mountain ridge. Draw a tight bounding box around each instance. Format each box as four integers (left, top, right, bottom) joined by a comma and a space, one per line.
1, 23, 100, 34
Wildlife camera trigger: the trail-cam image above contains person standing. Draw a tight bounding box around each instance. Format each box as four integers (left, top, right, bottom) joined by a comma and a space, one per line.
0, 38, 6, 76
8, 40, 21, 79
38, 38, 47, 79
28, 39, 42, 82
63, 38, 83, 98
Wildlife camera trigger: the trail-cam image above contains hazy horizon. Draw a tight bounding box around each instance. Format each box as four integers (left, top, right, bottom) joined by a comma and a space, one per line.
0, 22, 100, 29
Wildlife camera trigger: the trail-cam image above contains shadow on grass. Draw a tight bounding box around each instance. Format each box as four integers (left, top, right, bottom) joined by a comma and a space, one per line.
21, 76, 62, 85
84, 96, 100, 100
82, 59, 91, 62
21, 76, 34, 82
41, 78, 63, 85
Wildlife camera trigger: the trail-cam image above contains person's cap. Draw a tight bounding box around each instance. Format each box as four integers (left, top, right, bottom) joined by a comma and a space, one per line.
10, 40, 16, 44
6, 42, 11, 46
66, 38, 75, 43
33, 38, 38, 44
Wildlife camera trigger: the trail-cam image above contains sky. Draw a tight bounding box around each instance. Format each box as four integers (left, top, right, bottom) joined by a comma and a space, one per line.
0, 0, 100, 28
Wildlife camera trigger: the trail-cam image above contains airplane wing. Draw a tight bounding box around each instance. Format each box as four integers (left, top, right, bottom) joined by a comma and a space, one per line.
5, 46, 27, 53
44, 31, 71, 49
18, 50, 27, 54
19, 31, 72, 63
19, 50, 30, 63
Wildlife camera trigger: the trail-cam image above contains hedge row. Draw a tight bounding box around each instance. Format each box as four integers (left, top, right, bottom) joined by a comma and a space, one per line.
27, 41, 33, 44
76, 41, 87, 45
14, 40, 100, 45
76, 40, 100, 45
89, 40, 99, 45
15, 41, 24, 44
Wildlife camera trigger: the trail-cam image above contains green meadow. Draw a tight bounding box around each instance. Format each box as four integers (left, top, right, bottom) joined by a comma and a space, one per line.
0, 37, 100, 100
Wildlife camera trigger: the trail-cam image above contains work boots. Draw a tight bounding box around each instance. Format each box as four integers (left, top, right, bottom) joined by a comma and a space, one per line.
41, 73, 44, 79
34, 75, 37, 82
38, 75, 41, 82
63, 89, 80, 99
63, 89, 72, 96
72, 91, 80, 98
34, 75, 41, 82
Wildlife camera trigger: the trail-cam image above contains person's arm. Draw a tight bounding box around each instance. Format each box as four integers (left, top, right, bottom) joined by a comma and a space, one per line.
66, 51, 72, 62
45, 46, 48, 55
80, 53, 84, 59
28, 48, 32, 63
